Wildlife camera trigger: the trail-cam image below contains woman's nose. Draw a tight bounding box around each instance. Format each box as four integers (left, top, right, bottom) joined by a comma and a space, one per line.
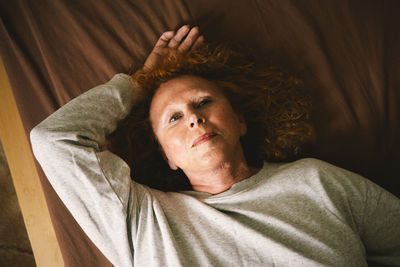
189, 113, 205, 128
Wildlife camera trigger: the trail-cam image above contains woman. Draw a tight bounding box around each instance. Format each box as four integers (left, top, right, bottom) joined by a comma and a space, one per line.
31, 25, 400, 266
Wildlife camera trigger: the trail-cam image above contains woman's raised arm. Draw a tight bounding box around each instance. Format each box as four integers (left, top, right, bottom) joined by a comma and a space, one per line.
30, 74, 138, 266
29, 25, 204, 267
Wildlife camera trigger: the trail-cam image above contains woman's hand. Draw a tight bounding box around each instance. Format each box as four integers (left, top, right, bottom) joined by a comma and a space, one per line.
143, 25, 204, 71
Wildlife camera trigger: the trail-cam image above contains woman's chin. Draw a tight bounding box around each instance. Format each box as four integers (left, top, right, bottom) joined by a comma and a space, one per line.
179, 140, 242, 171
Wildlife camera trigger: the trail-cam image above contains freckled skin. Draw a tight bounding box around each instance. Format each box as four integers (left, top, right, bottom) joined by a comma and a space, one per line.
150, 75, 257, 194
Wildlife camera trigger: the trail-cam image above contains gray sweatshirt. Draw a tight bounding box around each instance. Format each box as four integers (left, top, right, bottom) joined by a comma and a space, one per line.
30, 74, 400, 267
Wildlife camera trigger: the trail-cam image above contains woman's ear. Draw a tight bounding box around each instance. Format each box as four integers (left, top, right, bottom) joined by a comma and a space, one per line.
167, 159, 178, 170
238, 114, 247, 136
158, 144, 179, 170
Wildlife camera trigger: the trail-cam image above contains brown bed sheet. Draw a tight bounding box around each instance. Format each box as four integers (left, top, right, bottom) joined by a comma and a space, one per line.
1, 0, 399, 266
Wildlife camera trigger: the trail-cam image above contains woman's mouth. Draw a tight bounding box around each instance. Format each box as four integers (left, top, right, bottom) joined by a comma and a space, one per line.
192, 132, 217, 147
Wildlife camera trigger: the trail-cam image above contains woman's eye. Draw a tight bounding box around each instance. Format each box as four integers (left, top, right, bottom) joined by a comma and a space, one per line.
169, 114, 181, 123
197, 98, 211, 108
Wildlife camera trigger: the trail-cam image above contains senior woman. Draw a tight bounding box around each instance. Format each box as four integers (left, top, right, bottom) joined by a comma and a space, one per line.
31, 25, 400, 266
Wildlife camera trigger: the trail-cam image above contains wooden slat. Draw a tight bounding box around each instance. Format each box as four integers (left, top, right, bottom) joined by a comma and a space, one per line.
0, 58, 64, 267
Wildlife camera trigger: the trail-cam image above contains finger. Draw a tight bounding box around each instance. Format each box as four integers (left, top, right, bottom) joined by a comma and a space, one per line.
168, 25, 190, 48
191, 35, 205, 50
154, 31, 174, 48
178, 26, 200, 52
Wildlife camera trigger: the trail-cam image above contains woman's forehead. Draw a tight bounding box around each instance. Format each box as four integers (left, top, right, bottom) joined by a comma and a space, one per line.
153, 75, 221, 101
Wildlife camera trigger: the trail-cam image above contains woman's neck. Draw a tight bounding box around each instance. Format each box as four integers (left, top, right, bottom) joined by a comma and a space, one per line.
184, 159, 260, 195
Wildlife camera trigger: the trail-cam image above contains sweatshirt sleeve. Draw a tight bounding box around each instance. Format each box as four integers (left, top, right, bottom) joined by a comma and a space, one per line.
30, 73, 139, 267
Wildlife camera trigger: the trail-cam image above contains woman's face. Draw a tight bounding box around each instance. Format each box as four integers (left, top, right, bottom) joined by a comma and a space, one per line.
149, 75, 247, 173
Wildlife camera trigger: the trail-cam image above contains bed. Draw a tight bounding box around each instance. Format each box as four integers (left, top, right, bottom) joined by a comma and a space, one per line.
0, 0, 399, 266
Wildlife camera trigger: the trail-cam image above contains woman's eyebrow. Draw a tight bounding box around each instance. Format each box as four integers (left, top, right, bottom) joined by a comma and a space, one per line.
191, 94, 212, 103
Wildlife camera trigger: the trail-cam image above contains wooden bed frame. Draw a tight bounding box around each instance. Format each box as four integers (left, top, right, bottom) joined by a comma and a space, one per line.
0, 57, 63, 266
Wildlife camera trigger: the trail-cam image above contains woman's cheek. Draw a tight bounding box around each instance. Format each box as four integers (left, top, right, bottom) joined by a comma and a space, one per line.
166, 126, 187, 153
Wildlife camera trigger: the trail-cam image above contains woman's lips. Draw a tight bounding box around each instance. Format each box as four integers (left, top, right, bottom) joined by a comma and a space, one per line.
192, 132, 217, 147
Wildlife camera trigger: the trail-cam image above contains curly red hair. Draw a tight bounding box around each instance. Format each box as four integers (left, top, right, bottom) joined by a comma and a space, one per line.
105, 43, 314, 191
